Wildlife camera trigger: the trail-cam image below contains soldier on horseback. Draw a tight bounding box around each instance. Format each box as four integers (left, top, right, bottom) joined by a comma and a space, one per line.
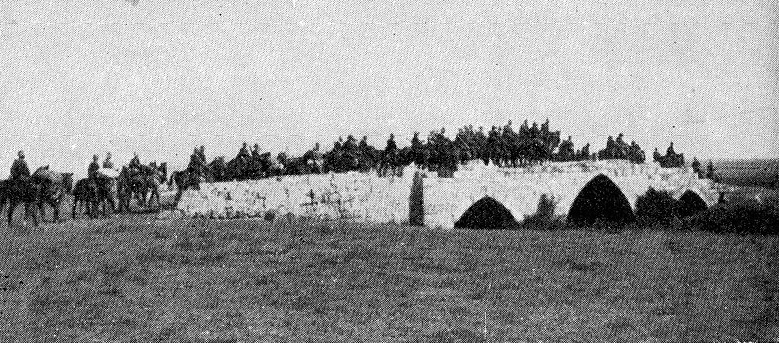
88, 154, 115, 216
10, 150, 30, 181
706, 160, 716, 181
378, 134, 399, 176
475, 127, 488, 165
102, 152, 114, 169
385, 133, 398, 154
188, 147, 204, 179
251, 144, 261, 159
129, 153, 141, 175
88, 155, 100, 180
691, 157, 702, 177
487, 126, 501, 166
237, 142, 250, 160
580, 143, 591, 161
502, 120, 516, 166
5, 151, 45, 226
198, 146, 206, 164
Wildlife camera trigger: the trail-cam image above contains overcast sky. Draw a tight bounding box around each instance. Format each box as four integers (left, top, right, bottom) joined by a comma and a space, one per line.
1, 0, 777, 177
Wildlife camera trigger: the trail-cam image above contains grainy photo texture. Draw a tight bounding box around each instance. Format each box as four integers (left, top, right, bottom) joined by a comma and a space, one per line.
0, 1, 777, 342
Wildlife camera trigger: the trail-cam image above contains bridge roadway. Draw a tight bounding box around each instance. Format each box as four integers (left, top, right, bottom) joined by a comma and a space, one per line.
176, 160, 719, 229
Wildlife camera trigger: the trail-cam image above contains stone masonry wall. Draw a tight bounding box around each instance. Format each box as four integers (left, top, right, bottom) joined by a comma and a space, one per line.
177, 172, 413, 224
423, 160, 717, 229
176, 160, 717, 229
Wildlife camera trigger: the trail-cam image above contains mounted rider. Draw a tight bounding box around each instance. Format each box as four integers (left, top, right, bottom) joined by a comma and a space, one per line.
653, 148, 662, 163
251, 144, 261, 159
237, 142, 251, 160
102, 152, 115, 169
89, 154, 113, 199
358, 135, 369, 154
198, 146, 206, 164
385, 133, 398, 154
129, 152, 142, 176
691, 157, 702, 177
706, 160, 716, 180
10, 150, 30, 181
88, 155, 100, 180
486, 126, 501, 166
188, 147, 205, 179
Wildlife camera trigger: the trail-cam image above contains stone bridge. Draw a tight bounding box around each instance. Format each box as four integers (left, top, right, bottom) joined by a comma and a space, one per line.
176, 160, 719, 229
423, 160, 718, 229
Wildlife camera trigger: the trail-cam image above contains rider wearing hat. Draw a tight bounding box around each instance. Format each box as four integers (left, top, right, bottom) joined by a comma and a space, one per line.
88, 155, 100, 180
102, 152, 114, 169
10, 150, 30, 181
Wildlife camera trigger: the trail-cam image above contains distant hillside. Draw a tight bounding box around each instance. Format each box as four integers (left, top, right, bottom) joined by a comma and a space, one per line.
710, 159, 779, 189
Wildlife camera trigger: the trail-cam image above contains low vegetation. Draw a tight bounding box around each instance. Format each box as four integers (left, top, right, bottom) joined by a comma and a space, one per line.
1, 204, 778, 341
635, 188, 679, 225
632, 186, 779, 236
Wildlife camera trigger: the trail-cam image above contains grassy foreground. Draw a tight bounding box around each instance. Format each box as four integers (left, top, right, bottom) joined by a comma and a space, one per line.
0, 216, 777, 342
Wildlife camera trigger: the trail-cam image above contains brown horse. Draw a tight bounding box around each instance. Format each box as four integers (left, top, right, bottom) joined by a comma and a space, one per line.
31, 166, 73, 222
168, 169, 205, 203
0, 178, 42, 227
72, 178, 100, 218
118, 163, 167, 211
1, 167, 72, 226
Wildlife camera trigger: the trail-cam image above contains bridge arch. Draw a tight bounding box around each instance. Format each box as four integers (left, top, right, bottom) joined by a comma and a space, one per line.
454, 196, 517, 230
567, 173, 635, 226
676, 189, 708, 217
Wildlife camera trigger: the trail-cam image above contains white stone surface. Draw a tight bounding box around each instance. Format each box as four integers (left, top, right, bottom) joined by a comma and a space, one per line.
176, 161, 719, 228
177, 172, 413, 223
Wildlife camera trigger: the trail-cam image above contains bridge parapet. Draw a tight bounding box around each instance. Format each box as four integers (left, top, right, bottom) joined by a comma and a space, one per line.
176, 161, 718, 229
426, 163, 718, 229
177, 172, 412, 223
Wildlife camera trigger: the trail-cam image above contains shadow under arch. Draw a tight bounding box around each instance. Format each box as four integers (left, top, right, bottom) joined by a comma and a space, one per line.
567, 174, 635, 226
454, 196, 517, 230
677, 190, 707, 217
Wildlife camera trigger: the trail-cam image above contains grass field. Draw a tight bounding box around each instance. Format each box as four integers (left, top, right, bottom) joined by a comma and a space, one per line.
1, 214, 777, 342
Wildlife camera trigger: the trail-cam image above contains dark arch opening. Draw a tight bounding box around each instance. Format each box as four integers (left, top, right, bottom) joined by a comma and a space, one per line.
454, 196, 517, 230
568, 174, 635, 226
677, 190, 707, 217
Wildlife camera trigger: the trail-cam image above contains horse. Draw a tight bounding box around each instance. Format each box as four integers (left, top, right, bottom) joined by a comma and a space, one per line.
31, 166, 73, 222
118, 163, 167, 211
168, 169, 203, 203
377, 150, 402, 177
0, 178, 42, 227
0, 166, 72, 226
266, 160, 285, 177
72, 178, 103, 219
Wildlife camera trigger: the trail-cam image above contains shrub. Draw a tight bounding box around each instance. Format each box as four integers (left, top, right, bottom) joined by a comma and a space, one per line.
635, 188, 678, 225
263, 210, 277, 222
521, 194, 564, 230
683, 198, 779, 235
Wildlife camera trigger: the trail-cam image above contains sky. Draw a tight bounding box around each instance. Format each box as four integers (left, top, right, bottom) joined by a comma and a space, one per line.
1, 0, 777, 178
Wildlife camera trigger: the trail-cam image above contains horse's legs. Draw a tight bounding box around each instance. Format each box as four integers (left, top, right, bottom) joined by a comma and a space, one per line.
72, 198, 78, 219
51, 200, 60, 222
37, 202, 47, 224
85, 199, 93, 218
106, 194, 116, 215
90, 200, 99, 219
25, 203, 38, 227
7, 199, 16, 227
